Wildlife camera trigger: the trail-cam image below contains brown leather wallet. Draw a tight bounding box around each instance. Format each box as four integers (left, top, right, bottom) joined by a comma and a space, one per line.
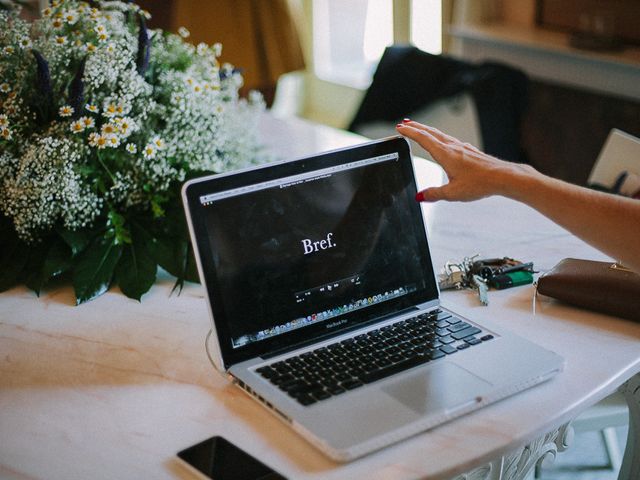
537, 258, 640, 322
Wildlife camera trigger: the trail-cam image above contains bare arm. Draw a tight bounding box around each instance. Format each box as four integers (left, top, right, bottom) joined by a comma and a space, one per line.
396, 120, 640, 273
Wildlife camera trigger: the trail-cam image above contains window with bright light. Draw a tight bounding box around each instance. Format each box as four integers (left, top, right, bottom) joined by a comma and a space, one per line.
411, 0, 442, 55
313, 0, 393, 88
312, 0, 442, 88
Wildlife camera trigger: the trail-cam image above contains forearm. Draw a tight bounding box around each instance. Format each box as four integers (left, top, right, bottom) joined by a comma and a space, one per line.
500, 165, 640, 273
396, 121, 640, 272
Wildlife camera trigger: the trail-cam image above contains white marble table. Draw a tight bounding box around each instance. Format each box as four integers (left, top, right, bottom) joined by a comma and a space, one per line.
1, 114, 640, 480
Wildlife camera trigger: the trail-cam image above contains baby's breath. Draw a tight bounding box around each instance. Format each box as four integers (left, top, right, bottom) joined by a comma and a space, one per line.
1, 136, 100, 240
0, 0, 265, 242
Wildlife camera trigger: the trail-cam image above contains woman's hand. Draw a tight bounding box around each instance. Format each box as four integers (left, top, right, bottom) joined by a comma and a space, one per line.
397, 119, 640, 273
396, 119, 535, 202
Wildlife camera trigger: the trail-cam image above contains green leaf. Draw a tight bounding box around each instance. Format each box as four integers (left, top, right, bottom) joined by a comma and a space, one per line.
107, 210, 132, 244
22, 241, 50, 295
152, 235, 187, 279
56, 226, 92, 257
115, 231, 157, 301
0, 218, 30, 292
184, 242, 199, 283
0, 239, 30, 292
42, 238, 73, 279
151, 199, 165, 218
148, 188, 201, 291
170, 277, 185, 295
160, 200, 188, 238
151, 236, 195, 295
72, 236, 122, 305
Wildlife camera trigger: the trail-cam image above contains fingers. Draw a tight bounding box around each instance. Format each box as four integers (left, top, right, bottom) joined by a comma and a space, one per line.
397, 120, 481, 154
415, 186, 451, 203
400, 119, 459, 145
395, 123, 444, 162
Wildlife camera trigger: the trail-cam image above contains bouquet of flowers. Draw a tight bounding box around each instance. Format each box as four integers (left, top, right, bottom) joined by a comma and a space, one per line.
0, 1, 266, 303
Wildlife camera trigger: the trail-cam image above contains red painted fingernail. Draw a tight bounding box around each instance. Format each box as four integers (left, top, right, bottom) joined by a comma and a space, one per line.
415, 191, 425, 202
396, 123, 404, 128
402, 118, 411, 123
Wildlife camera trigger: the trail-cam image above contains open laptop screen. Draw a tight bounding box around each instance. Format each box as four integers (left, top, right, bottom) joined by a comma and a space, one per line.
184, 137, 438, 367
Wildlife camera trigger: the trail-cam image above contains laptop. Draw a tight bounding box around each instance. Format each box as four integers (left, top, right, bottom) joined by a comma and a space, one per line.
182, 136, 564, 462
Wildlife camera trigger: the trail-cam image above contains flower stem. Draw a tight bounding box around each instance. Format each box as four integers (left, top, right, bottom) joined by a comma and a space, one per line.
96, 151, 115, 184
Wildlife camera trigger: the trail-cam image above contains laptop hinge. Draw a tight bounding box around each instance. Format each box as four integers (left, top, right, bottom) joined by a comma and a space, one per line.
416, 300, 440, 312
260, 306, 421, 360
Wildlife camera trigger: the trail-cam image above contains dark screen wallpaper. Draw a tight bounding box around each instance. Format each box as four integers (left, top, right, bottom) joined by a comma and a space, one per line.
203, 158, 432, 345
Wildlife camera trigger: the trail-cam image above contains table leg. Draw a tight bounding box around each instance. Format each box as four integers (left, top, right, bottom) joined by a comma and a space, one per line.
456, 371, 640, 480
618, 372, 640, 480
453, 423, 573, 480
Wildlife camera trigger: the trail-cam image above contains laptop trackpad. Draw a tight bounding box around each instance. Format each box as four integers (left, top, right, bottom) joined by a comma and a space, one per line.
382, 362, 493, 415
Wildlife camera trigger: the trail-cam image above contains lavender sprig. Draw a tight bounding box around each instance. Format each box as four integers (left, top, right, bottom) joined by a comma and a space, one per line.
136, 15, 151, 76
31, 49, 54, 125
68, 57, 86, 120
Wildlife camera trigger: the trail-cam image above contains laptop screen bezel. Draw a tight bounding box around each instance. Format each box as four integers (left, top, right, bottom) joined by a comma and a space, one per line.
183, 136, 439, 369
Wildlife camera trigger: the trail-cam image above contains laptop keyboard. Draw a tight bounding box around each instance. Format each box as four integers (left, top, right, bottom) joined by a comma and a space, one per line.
256, 309, 494, 406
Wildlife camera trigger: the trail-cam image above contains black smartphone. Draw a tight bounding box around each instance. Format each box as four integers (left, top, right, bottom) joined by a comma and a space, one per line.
177, 436, 287, 480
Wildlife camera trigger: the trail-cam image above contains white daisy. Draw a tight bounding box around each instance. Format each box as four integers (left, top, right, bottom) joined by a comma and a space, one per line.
63, 10, 78, 24
80, 116, 95, 129
142, 144, 156, 159
70, 120, 85, 133
151, 136, 165, 149
105, 135, 120, 148
101, 123, 118, 136
59, 105, 74, 117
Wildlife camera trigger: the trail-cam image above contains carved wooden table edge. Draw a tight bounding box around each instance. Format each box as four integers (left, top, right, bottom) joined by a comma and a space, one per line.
451, 422, 572, 480
453, 371, 640, 480
618, 371, 640, 480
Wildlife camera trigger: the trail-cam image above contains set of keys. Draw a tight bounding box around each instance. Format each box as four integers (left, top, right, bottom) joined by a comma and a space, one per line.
437, 255, 535, 306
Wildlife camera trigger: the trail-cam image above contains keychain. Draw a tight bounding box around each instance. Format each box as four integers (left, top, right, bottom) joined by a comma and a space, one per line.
438, 255, 534, 306
470, 258, 534, 290
437, 261, 466, 290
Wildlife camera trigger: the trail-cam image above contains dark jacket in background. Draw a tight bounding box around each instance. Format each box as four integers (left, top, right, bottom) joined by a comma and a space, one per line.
349, 46, 529, 163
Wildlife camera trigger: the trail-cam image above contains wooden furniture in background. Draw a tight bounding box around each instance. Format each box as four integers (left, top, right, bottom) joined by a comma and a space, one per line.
522, 81, 640, 185
536, 0, 640, 46
450, 22, 640, 185
136, 0, 305, 106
